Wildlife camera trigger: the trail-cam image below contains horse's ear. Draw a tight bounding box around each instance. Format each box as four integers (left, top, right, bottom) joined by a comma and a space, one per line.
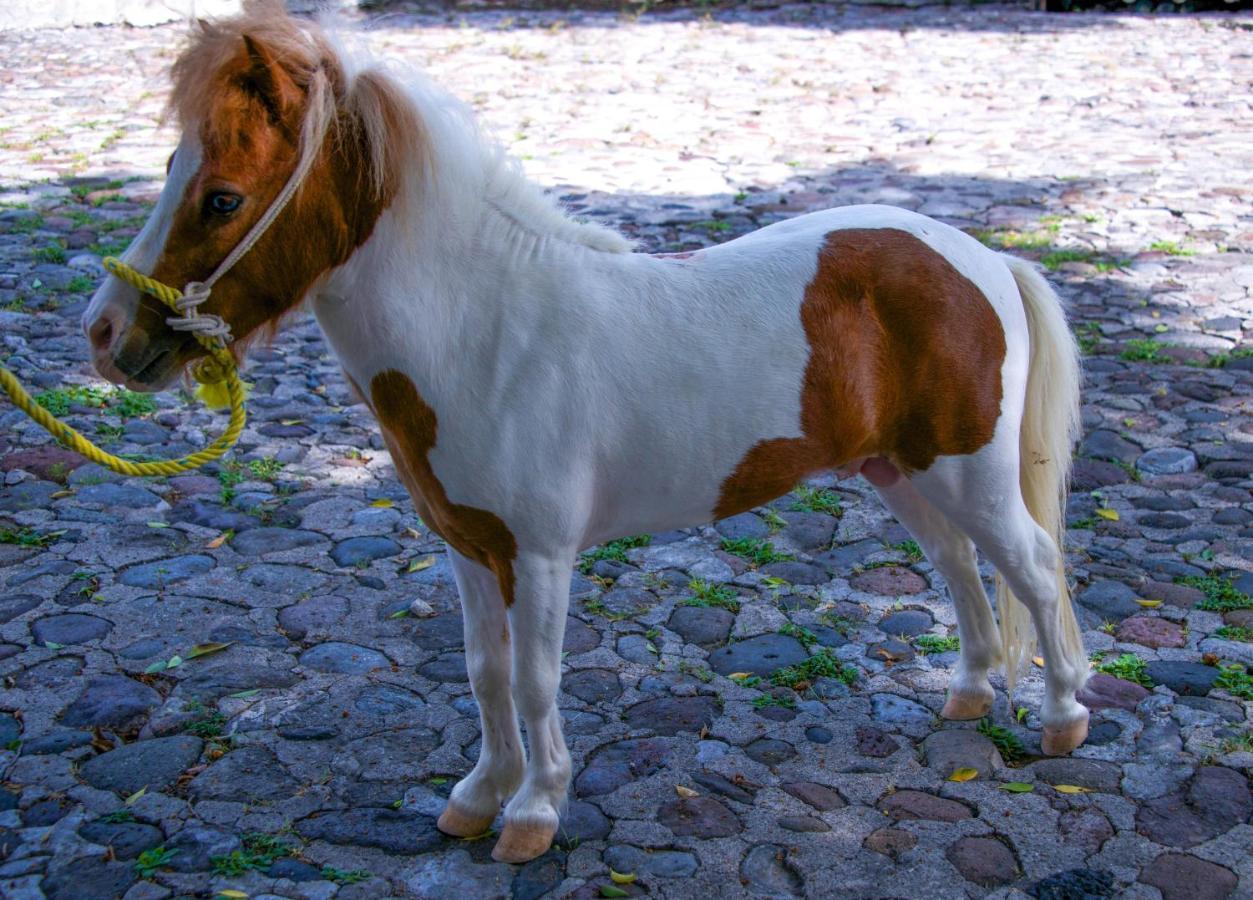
240, 34, 302, 127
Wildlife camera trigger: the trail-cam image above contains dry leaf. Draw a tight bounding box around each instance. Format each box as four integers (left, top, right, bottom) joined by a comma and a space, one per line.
217, 890, 249, 899
124, 787, 147, 805
948, 768, 979, 783
1135, 599, 1163, 608
1032, 656, 1045, 667
675, 785, 699, 798
1095, 508, 1119, 521
371, 498, 394, 508
610, 870, 638, 885
185, 642, 233, 659
206, 532, 230, 549
406, 556, 436, 574
1053, 784, 1092, 794
405, 527, 423, 540
728, 672, 753, 680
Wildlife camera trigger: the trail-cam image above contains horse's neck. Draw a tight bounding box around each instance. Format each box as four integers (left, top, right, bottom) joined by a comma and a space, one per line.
312, 190, 619, 403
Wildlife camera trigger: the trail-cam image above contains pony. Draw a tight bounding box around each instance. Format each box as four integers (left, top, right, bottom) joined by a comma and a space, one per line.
81, 1, 1088, 864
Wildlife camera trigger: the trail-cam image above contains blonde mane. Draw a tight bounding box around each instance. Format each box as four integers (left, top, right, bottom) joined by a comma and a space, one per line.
169, 0, 630, 254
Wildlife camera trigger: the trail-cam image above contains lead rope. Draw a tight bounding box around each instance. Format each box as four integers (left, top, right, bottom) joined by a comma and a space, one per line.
0, 71, 330, 478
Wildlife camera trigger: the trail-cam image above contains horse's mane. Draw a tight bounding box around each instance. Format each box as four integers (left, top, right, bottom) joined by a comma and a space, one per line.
168, 0, 630, 254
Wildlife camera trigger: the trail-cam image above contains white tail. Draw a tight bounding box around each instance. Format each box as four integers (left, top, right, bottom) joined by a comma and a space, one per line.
998, 255, 1085, 693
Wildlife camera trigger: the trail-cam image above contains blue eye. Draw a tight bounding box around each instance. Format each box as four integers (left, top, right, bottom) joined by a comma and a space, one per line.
207, 192, 241, 215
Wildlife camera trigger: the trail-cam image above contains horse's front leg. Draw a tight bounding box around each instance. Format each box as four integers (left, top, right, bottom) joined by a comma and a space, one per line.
437, 549, 525, 838
492, 550, 575, 864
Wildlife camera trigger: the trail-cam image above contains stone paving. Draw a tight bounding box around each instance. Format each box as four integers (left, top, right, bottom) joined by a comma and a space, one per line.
0, 3, 1251, 898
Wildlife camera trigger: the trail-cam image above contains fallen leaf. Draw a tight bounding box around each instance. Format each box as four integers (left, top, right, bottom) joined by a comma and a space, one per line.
406, 556, 435, 574
728, 672, 753, 680
675, 785, 699, 798
206, 531, 231, 549
1032, 656, 1045, 667
144, 660, 167, 674
185, 642, 233, 659
999, 782, 1034, 793
44, 641, 63, 650
165, 655, 183, 669
1135, 599, 1163, 608
124, 787, 147, 806
1053, 784, 1092, 794
600, 887, 630, 899
405, 527, 423, 540
146, 521, 169, 529
217, 890, 249, 899
227, 689, 260, 699
388, 609, 410, 619
51, 490, 73, 499
1095, 508, 1119, 521
948, 768, 979, 783
610, 870, 637, 885
371, 498, 394, 508
279, 418, 304, 426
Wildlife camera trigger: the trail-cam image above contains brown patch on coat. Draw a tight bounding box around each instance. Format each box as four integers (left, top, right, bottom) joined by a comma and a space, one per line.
369, 370, 519, 605
112, 9, 424, 384
715, 228, 1006, 518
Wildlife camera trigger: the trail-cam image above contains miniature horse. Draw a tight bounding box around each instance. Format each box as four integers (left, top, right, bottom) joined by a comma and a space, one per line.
82, 3, 1088, 864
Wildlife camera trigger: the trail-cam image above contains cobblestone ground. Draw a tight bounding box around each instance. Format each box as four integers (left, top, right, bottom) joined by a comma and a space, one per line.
0, 4, 1251, 899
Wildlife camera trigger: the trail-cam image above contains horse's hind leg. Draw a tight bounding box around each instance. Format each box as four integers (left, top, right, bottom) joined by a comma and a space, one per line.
911, 457, 1090, 755
437, 550, 525, 838
870, 467, 1001, 720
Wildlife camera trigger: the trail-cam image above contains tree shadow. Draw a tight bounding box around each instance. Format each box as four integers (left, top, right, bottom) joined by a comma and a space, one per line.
358, 1, 1137, 35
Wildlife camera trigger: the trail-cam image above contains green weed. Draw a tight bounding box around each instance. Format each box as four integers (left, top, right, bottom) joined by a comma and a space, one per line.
134, 846, 178, 877
31, 242, 66, 264
720, 537, 794, 567
977, 718, 1025, 764
578, 534, 651, 573
1214, 625, 1252, 643
779, 622, 818, 648
1148, 240, 1194, 257
1120, 339, 1167, 362
681, 578, 740, 613
1093, 652, 1151, 687
913, 634, 960, 655
790, 485, 841, 516
1179, 575, 1250, 613
1214, 664, 1252, 701
321, 866, 371, 885
771, 650, 857, 690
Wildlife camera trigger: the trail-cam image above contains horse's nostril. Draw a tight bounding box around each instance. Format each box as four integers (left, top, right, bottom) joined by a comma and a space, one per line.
87, 312, 116, 353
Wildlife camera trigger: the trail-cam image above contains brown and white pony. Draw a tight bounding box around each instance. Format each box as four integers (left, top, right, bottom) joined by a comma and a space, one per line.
83, 2, 1088, 864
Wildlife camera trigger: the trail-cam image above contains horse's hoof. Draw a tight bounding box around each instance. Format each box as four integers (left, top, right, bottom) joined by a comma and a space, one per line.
491, 822, 556, 864
437, 804, 496, 838
1042, 715, 1089, 756
941, 691, 993, 721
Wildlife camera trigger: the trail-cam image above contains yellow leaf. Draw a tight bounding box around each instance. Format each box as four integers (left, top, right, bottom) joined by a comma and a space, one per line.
1053, 784, 1092, 794
51, 490, 73, 499
949, 768, 979, 782
217, 892, 249, 899
206, 532, 230, 549
610, 870, 637, 885
728, 672, 753, 680
407, 556, 435, 574
1135, 599, 1163, 608
675, 785, 699, 798
1032, 656, 1045, 667
1095, 508, 1119, 521
371, 498, 394, 508
185, 641, 233, 659
124, 787, 147, 805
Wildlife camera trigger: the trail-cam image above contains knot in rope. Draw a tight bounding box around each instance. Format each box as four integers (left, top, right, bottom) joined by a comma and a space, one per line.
168, 281, 232, 342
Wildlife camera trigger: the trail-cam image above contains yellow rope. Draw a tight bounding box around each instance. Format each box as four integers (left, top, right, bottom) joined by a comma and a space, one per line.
0, 257, 246, 477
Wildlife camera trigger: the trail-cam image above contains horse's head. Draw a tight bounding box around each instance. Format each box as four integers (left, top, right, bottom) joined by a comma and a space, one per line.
83, 2, 418, 391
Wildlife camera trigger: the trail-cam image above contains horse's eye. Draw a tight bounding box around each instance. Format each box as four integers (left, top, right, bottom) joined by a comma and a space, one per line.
206, 192, 242, 216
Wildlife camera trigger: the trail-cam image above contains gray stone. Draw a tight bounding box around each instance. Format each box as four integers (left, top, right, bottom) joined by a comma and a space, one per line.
40, 858, 136, 900
418, 651, 468, 682
856, 725, 900, 758
1140, 853, 1237, 900
707, 634, 808, 677
0, 593, 42, 623
76, 482, 160, 507
603, 845, 698, 879
622, 696, 717, 736
1078, 580, 1142, 622
163, 824, 240, 872
877, 608, 933, 637
300, 641, 390, 674
1077, 673, 1150, 711
740, 844, 803, 897
329, 535, 400, 567
1080, 429, 1140, 464
864, 827, 917, 860
1137, 447, 1198, 476
715, 513, 768, 540
658, 796, 741, 838
296, 807, 444, 854
80, 735, 203, 795
880, 790, 973, 823
187, 747, 298, 803
871, 693, 933, 726
745, 737, 795, 765
668, 604, 734, 646
759, 561, 827, 585
1146, 660, 1218, 695
576, 738, 670, 797
946, 836, 1018, 887
781, 782, 845, 811
118, 554, 214, 588
564, 616, 599, 653
922, 729, 1003, 779
30, 613, 111, 645
1027, 758, 1122, 793
229, 527, 324, 555
558, 799, 610, 843
59, 675, 160, 730
851, 566, 927, 596
563, 669, 622, 704
78, 820, 164, 859
1137, 766, 1251, 848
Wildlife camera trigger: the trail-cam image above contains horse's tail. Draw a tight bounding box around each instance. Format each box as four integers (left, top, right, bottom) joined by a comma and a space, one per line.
997, 255, 1084, 693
